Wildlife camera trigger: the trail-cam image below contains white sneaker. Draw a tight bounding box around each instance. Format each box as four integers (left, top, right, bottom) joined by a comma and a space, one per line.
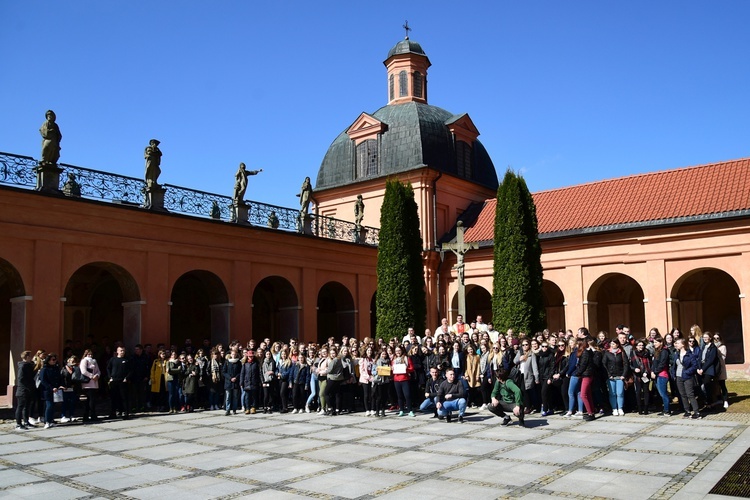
59, 417, 70, 423
44, 422, 55, 429
28, 418, 38, 425
293, 409, 299, 414
317, 409, 324, 414
724, 401, 729, 409
619, 409, 625, 416
480, 404, 488, 411
305, 406, 311, 413
563, 411, 572, 418
368, 410, 374, 416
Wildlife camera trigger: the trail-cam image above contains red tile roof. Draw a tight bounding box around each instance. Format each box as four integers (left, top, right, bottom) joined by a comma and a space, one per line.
464, 157, 750, 242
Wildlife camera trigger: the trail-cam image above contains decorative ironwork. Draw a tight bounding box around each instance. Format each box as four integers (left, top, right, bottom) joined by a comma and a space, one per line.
163, 184, 233, 220
60, 162, 145, 205
0, 151, 379, 246
0, 152, 37, 187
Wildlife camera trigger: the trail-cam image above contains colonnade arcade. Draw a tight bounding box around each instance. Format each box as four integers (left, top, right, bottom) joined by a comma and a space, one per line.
0, 258, 373, 398
453, 266, 744, 364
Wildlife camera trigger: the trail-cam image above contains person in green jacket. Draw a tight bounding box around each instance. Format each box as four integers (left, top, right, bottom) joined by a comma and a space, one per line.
488, 367, 525, 427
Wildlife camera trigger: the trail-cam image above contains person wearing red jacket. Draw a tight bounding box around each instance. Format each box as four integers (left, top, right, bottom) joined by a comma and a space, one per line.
392, 345, 415, 417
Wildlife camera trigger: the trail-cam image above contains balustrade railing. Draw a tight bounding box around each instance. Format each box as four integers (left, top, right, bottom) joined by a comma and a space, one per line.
0, 151, 378, 245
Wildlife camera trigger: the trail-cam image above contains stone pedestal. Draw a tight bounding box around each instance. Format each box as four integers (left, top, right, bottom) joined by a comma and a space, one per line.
298, 213, 313, 235
145, 185, 167, 211
35, 163, 63, 193
354, 226, 367, 244
232, 202, 250, 225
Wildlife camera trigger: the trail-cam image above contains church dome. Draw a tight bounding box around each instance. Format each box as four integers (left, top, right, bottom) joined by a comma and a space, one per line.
315, 102, 498, 191
386, 39, 427, 59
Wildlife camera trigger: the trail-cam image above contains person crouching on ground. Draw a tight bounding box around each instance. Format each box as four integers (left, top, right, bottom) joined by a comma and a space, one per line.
488, 367, 525, 427
436, 368, 467, 423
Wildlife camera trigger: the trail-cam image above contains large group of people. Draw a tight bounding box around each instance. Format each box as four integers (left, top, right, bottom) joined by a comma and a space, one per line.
13, 318, 731, 431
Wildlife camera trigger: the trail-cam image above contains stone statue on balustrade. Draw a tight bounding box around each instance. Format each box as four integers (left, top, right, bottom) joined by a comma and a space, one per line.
233, 162, 262, 203
267, 211, 280, 229
296, 176, 314, 232
36, 109, 64, 193
62, 173, 81, 197
39, 110, 62, 166
144, 139, 162, 188
354, 194, 365, 228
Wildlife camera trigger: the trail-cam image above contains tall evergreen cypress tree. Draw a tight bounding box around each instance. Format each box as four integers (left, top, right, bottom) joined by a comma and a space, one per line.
492, 169, 545, 334
376, 179, 426, 340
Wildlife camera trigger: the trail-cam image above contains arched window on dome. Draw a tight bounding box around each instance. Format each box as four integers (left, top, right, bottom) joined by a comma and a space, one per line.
389, 74, 395, 101
456, 140, 473, 179
399, 70, 408, 97
356, 139, 378, 178
413, 71, 422, 98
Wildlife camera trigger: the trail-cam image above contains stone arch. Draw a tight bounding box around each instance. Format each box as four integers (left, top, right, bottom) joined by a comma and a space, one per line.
543, 280, 566, 332
252, 276, 299, 343
670, 268, 744, 364
465, 285, 492, 326
170, 270, 230, 349
317, 281, 355, 344
587, 273, 645, 337
0, 258, 27, 396
64, 262, 142, 351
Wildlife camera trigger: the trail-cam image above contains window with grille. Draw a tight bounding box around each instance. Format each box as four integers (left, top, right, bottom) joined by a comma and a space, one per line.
456, 140, 472, 179
389, 74, 394, 101
413, 71, 422, 98
399, 70, 408, 97
356, 139, 378, 178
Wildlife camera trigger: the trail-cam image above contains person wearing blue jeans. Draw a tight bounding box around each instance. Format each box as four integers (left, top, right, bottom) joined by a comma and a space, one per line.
566, 375, 584, 416
306, 371, 319, 412
651, 337, 671, 415
436, 368, 467, 423
604, 339, 629, 415
419, 367, 443, 415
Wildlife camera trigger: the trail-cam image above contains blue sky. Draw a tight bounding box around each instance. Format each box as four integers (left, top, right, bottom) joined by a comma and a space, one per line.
2, 2, 749, 210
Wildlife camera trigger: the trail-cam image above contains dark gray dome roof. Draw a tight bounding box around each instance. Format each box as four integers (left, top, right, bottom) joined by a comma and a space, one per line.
315, 102, 499, 191
387, 39, 426, 59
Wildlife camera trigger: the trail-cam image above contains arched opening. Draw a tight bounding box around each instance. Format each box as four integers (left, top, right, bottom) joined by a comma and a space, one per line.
671, 268, 744, 364
317, 282, 355, 344
465, 285, 492, 326
0, 258, 26, 397
64, 262, 141, 354
170, 270, 229, 350
252, 276, 299, 343
587, 273, 645, 336
370, 292, 377, 338
543, 280, 566, 332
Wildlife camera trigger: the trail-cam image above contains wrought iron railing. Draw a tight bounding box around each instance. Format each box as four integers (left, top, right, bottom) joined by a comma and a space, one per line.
0, 151, 379, 245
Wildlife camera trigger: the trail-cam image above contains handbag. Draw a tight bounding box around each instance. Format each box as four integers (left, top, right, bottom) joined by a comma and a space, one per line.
71, 366, 90, 383
53, 390, 64, 403
623, 375, 634, 390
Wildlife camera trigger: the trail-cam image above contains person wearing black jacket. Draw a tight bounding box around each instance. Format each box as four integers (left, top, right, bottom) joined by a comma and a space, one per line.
436, 368, 467, 423
40, 353, 64, 428
651, 336, 671, 415
537, 342, 555, 416
240, 351, 261, 414
575, 338, 596, 421
419, 367, 444, 416
130, 344, 150, 413
107, 346, 133, 419
222, 352, 242, 415
15, 350, 35, 430
697, 332, 720, 410
604, 339, 630, 416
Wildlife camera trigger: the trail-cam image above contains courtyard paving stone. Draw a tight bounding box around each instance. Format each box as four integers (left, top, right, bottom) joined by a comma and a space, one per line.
0, 408, 747, 498
287, 466, 411, 499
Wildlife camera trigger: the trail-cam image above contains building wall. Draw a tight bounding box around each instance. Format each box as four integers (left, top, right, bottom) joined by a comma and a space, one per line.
0, 186, 377, 395
444, 218, 750, 370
